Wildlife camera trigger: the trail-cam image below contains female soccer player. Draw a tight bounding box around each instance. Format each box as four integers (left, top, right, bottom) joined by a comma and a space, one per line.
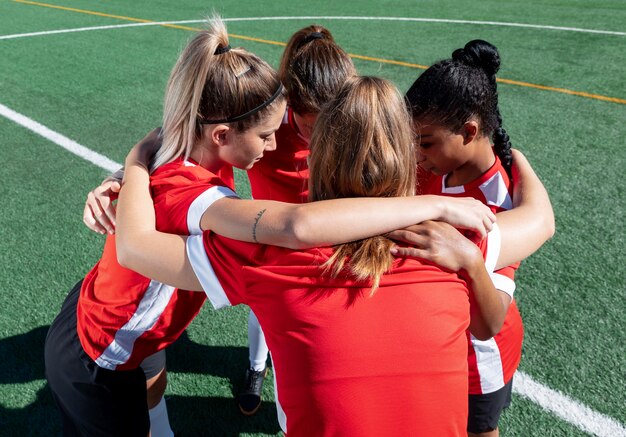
46, 18, 495, 437
404, 39, 554, 437
240, 24, 357, 414
82, 24, 358, 416
115, 76, 506, 436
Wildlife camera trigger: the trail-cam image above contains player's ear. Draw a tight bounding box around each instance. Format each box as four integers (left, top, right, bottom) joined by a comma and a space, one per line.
461, 121, 479, 145
208, 124, 231, 147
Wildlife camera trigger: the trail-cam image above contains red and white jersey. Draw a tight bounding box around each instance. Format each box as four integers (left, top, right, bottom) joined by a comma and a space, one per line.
423, 154, 524, 394
187, 233, 479, 437
77, 158, 237, 371
247, 107, 310, 203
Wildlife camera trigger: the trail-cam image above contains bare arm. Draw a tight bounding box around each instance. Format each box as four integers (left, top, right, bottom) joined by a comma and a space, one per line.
115, 144, 202, 291
495, 149, 555, 268
390, 221, 509, 340
200, 193, 494, 250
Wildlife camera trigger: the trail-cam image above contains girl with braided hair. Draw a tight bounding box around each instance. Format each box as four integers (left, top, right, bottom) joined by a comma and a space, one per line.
404, 39, 529, 437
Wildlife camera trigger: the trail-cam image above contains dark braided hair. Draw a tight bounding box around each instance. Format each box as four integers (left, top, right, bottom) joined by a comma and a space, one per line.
405, 39, 513, 175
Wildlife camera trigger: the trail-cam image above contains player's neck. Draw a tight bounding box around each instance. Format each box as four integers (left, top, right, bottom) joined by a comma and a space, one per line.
190, 142, 225, 174
447, 140, 495, 187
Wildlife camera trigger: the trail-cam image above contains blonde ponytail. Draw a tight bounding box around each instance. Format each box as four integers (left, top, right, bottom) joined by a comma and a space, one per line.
152, 15, 285, 171
308, 76, 416, 293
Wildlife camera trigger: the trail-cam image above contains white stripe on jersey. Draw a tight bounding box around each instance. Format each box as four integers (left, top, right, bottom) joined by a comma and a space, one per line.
95, 280, 176, 370
187, 186, 238, 234
490, 272, 516, 297
471, 334, 506, 393
271, 352, 288, 433
440, 175, 466, 194
484, 224, 501, 273
479, 172, 513, 210
186, 235, 232, 309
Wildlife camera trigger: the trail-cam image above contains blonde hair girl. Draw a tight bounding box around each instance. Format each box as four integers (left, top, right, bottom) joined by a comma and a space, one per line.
309, 76, 415, 291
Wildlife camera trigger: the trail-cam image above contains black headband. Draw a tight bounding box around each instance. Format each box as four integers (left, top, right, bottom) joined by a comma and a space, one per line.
214, 44, 231, 55
199, 83, 284, 124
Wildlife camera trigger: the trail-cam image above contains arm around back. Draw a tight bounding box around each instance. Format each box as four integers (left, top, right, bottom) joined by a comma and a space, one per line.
495, 149, 555, 269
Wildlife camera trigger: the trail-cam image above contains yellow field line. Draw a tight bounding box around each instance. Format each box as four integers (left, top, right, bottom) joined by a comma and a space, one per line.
12, 0, 626, 105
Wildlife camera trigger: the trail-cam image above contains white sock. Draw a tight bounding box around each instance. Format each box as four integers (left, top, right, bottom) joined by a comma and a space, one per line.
248, 310, 269, 371
148, 397, 174, 437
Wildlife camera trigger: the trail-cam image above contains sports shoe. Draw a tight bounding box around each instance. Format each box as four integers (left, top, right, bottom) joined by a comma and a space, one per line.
238, 366, 268, 416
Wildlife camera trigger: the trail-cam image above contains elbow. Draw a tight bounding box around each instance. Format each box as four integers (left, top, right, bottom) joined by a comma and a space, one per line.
544, 212, 556, 240
472, 331, 493, 342
471, 323, 501, 341
115, 232, 139, 270
282, 206, 317, 250
469, 312, 505, 341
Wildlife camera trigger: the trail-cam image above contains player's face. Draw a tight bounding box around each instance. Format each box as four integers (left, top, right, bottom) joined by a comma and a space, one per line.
227, 100, 287, 170
413, 121, 469, 176
293, 112, 318, 143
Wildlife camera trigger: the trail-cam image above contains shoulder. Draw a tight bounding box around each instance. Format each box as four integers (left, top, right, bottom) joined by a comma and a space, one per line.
152, 158, 231, 192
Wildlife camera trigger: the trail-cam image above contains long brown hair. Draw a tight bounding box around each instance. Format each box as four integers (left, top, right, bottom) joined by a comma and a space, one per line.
278, 25, 356, 115
153, 15, 286, 171
308, 76, 416, 292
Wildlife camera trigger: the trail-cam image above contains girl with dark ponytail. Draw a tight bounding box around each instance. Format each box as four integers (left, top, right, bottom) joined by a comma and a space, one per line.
406, 39, 522, 437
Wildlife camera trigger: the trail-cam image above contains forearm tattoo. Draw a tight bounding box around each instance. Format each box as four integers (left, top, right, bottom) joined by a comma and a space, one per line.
252, 208, 267, 243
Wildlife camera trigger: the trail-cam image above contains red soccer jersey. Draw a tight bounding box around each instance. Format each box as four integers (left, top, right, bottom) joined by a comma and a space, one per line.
76, 158, 236, 370
187, 233, 474, 437
247, 107, 310, 203
422, 154, 524, 394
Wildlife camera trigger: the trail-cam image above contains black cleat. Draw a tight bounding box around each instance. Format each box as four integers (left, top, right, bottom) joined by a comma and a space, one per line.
238, 367, 268, 416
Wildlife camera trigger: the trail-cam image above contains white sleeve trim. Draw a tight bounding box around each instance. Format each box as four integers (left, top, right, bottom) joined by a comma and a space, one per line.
484, 223, 501, 273
186, 235, 232, 309
489, 272, 516, 297
187, 186, 238, 235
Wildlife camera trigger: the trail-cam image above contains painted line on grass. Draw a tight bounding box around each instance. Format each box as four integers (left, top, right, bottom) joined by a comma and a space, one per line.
0, 103, 121, 173
514, 371, 626, 437
9, 1, 626, 36
4, 10, 626, 106
0, 22, 175, 40
2, 102, 625, 437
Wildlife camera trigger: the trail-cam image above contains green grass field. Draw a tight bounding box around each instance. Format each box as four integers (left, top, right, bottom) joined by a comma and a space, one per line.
0, 1, 624, 435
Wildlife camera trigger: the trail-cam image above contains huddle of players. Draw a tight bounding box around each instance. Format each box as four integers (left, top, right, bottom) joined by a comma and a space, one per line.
46, 15, 554, 437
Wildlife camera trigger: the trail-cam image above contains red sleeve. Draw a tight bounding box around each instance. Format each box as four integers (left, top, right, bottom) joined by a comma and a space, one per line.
152, 166, 237, 235
186, 232, 259, 308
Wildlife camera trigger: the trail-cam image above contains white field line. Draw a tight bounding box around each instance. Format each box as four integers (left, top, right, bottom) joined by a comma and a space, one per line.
514, 371, 626, 437
3, 103, 626, 437
1, 16, 625, 40
0, 103, 121, 173
0, 21, 175, 40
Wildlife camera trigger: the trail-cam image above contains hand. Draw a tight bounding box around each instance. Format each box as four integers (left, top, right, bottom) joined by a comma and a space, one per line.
437, 196, 496, 240
83, 178, 121, 234
388, 221, 483, 273
124, 128, 162, 171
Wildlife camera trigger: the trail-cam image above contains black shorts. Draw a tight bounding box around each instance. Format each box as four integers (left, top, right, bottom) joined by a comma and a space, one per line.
44, 280, 150, 437
467, 378, 513, 433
